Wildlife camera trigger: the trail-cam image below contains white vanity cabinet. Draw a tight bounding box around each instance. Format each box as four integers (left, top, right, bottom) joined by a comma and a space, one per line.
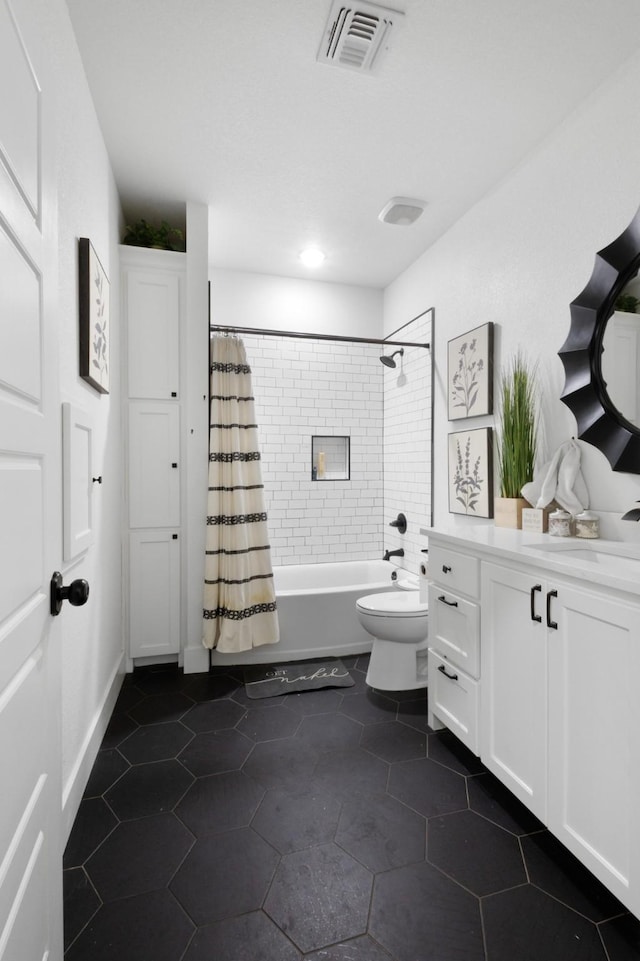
482, 558, 640, 912
427, 543, 481, 753
121, 247, 186, 662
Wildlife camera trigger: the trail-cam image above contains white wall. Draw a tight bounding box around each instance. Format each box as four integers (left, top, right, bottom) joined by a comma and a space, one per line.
211, 268, 383, 338
384, 50, 640, 542
42, 0, 125, 838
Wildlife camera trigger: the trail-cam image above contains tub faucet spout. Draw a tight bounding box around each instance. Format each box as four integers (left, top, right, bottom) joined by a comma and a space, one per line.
383, 548, 405, 561
622, 502, 640, 521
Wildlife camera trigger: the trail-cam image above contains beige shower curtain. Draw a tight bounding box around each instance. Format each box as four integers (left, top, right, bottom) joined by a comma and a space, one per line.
203, 335, 279, 653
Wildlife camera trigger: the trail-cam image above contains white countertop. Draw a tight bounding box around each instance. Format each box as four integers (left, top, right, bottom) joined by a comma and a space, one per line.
423, 523, 640, 598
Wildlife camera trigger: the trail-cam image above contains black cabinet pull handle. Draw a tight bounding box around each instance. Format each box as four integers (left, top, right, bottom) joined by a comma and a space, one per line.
437, 594, 458, 608
546, 589, 558, 630
442, 565, 452, 573
530, 584, 542, 622
438, 664, 458, 681
171, 462, 178, 468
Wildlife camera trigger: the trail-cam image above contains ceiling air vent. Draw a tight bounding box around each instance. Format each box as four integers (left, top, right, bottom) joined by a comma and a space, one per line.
317, 1, 403, 74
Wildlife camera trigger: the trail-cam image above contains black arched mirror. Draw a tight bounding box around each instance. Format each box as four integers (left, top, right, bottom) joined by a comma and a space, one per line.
559, 205, 640, 472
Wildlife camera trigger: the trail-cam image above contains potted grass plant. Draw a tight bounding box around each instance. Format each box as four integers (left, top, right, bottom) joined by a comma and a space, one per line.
495, 351, 538, 528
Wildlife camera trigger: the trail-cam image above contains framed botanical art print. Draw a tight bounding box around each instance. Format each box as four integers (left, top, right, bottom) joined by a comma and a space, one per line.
448, 427, 493, 517
447, 322, 493, 420
79, 237, 110, 394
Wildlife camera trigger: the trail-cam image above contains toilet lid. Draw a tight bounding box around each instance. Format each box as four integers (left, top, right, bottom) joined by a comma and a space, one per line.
356, 591, 428, 617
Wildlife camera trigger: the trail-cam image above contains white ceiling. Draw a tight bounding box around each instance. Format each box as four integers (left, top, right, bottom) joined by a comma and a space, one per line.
65, 0, 640, 288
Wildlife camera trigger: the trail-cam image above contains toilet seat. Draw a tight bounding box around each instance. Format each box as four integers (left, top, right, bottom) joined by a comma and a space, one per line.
356, 591, 428, 618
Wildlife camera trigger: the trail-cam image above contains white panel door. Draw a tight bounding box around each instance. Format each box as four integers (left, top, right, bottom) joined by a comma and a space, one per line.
129, 531, 180, 658
0, 0, 63, 959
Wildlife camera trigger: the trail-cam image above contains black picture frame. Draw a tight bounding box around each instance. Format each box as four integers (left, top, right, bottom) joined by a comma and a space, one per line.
447, 322, 494, 421
79, 237, 110, 394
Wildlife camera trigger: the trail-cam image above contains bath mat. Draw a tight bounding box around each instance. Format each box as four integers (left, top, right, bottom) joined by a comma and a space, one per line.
244, 659, 355, 699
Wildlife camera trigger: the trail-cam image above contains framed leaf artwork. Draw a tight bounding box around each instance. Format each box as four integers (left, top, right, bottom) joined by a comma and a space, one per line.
79, 237, 110, 394
447, 322, 493, 420
448, 427, 493, 517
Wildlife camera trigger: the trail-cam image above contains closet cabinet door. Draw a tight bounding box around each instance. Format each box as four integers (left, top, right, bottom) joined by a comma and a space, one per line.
126, 270, 180, 399
129, 530, 180, 657
128, 402, 180, 528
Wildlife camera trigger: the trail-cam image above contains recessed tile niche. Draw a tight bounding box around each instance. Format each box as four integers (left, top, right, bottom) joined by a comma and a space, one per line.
311, 435, 350, 481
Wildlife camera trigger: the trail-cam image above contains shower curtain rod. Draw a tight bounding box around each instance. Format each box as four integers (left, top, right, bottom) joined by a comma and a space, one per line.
209, 323, 430, 350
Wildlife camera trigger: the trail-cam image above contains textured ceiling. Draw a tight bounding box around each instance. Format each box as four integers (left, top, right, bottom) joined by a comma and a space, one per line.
65, 0, 640, 287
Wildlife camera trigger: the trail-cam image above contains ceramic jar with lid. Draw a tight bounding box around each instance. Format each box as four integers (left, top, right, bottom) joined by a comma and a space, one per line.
549, 508, 572, 537
574, 509, 600, 539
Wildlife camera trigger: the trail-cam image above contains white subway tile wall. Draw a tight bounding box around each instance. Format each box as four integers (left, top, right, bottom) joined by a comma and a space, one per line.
243, 336, 384, 565
239, 321, 432, 571
383, 314, 432, 575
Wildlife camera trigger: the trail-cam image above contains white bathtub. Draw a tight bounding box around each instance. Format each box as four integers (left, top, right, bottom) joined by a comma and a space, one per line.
209, 559, 398, 666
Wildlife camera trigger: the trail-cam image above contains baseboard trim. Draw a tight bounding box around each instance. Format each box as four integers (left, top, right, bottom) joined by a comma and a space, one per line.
61, 652, 126, 846
183, 644, 209, 675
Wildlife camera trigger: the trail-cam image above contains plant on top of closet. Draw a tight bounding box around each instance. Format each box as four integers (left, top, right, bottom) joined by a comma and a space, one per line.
123, 218, 185, 251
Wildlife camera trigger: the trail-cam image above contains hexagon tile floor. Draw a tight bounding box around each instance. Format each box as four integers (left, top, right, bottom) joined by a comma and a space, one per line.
63, 656, 640, 961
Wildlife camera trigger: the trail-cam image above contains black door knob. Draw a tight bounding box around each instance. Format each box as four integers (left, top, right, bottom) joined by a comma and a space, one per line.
50, 572, 90, 616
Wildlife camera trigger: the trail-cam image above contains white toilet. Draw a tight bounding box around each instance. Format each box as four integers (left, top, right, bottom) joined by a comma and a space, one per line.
356, 589, 429, 691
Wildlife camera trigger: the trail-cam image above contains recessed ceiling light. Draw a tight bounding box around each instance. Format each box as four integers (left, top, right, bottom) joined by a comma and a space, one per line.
378, 197, 426, 226
300, 247, 326, 268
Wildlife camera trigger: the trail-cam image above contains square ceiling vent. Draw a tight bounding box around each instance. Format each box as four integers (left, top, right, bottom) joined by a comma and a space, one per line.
317, 1, 404, 74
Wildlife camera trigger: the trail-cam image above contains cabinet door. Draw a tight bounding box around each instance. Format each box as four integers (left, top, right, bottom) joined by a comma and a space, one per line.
548, 581, 640, 912
126, 270, 180, 399
129, 530, 180, 658
481, 562, 548, 821
129, 402, 180, 528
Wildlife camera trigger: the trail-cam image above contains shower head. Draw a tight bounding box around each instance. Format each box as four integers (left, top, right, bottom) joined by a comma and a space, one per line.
380, 348, 404, 368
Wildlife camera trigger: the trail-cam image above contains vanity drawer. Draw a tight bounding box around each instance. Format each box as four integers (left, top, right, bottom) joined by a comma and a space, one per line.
429, 544, 480, 599
428, 649, 479, 755
428, 583, 480, 678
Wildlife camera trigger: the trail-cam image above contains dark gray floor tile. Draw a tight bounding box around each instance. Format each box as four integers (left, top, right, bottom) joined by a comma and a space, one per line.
427, 729, 485, 775
467, 771, 544, 836
395, 694, 431, 733
171, 828, 279, 925
243, 737, 320, 793
303, 935, 394, 960
264, 842, 372, 953
63, 798, 118, 868
361, 719, 427, 762
183, 910, 301, 961
183, 671, 240, 702
119, 722, 193, 764
336, 792, 426, 872
176, 770, 265, 836
85, 813, 193, 902
283, 688, 345, 715
100, 711, 138, 749
428, 809, 526, 895
252, 787, 341, 854
339, 689, 398, 724
182, 697, 246, 733
105, 760, 193, 820
521, 832, 627, 922
483, 884, 607, 961
82, 749, 129, 798
63, 868, 100, 949
370, 860, 484, 961
312, 747, 389, 802
294, 713, 363, 754
129, 692, 194, 725
111, 681, 144, 715
388, 756, 468, 818
599, 913, 640, 961
236, 704, 301, 740
178, 729, 252, 776
132, 666, 193, 695
64, 889, 194, 961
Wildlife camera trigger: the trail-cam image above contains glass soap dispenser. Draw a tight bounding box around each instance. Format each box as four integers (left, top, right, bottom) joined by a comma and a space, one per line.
574, 510, 600, 539
549, 508, 572, 537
